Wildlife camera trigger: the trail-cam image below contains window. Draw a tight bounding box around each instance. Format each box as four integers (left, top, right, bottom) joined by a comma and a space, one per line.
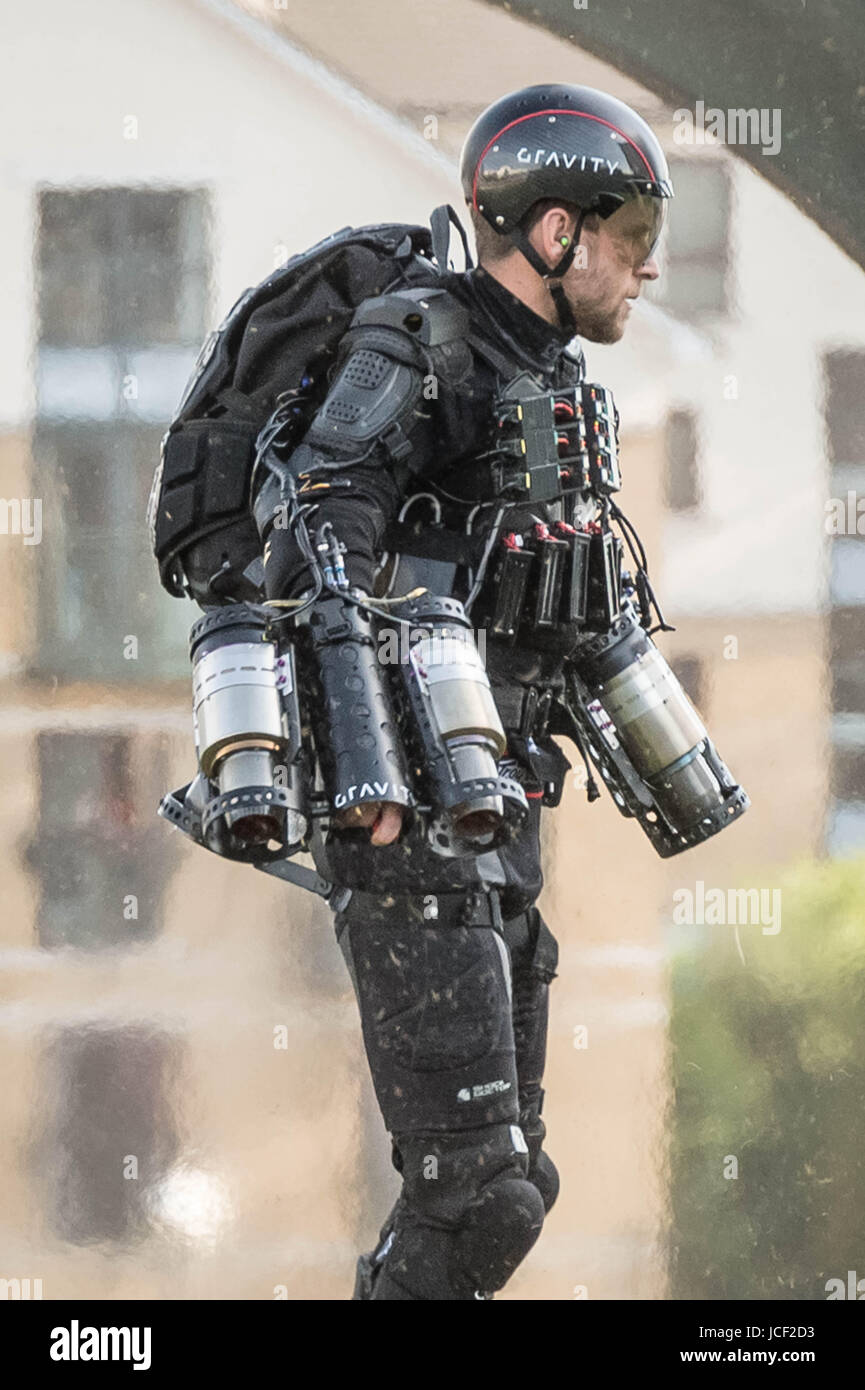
31, 1026, 181, 1244
830, 608, 865, 716
664, 409, 702, 513
823, 350, 865, 853
38, 188, 208, 348
33, 187, 209, 680
825, 351, 865, 468
30, 421, 191, 681
650, 158, 730, 319
824, 351, 865, 610
23, 730, 178, 950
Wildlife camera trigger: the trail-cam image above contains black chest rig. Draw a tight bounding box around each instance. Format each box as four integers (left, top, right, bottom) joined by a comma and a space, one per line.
378, 361, 625, 661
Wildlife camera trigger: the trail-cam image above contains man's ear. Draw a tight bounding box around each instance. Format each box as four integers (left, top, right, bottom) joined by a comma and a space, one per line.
529, 206, 571, 260
564, 207, 583, 240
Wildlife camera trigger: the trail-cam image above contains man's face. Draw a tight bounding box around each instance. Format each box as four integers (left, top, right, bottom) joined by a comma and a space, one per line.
560, 197, 664, 343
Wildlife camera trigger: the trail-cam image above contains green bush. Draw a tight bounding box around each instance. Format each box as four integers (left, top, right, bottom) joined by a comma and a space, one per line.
668, 855, 865, 1300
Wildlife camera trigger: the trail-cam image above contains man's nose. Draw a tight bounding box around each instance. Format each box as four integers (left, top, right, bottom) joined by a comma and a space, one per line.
638, 256, 660, 281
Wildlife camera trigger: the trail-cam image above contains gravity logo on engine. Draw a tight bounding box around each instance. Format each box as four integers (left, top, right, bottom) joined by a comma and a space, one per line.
456, 1079, 512, 1102
333, 781, 411, 809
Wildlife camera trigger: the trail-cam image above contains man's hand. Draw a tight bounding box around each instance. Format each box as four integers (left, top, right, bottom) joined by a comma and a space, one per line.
333, 801, 405, 846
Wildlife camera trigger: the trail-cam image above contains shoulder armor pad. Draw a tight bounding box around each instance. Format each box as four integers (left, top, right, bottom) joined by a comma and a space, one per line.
350, 286, 469, 348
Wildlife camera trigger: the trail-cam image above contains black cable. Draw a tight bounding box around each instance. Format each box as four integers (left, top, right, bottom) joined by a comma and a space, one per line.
464, 504, 507, 615
608, 499, 648, 573
608, 499, 675, 634
556, 684, 601, 804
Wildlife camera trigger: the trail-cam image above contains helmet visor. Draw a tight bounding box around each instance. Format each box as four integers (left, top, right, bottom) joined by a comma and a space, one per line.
599, 191, 668, 264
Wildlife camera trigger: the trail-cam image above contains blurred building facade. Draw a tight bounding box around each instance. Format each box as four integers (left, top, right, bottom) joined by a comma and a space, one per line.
0, 0, 863, 1301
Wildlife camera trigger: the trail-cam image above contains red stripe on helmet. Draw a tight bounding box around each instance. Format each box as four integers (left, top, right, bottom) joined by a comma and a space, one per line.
471, 108, 657, 211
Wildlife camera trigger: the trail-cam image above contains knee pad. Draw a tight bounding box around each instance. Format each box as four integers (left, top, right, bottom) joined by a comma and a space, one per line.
456, 1173, 546, 1295
372, 1123, 546, 1299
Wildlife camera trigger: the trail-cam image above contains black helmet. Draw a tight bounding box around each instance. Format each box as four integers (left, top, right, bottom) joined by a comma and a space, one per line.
460, 84, 673, 331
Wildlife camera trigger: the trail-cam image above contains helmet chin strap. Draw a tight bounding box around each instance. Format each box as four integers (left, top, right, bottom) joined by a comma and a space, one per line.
508, 209, 587, 339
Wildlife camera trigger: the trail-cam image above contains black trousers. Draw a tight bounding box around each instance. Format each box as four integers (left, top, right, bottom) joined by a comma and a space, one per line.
331, 773, 561, 1297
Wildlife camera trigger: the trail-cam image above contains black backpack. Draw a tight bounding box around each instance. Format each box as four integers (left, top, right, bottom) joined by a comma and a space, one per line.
147, 206, 472, 607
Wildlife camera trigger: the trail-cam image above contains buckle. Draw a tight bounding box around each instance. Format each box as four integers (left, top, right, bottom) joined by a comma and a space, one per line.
458, 889, 503, 932
458, 889, 482, 927
380, 421, 413, 462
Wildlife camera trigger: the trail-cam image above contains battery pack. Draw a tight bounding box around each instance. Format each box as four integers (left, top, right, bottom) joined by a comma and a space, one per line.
585, 531, 623, 630
560, 529, 592, 625
529, 535, 570, 628
488, 543, 535, 641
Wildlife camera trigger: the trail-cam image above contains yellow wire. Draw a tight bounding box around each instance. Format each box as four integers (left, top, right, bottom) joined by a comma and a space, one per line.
262, 586, 429, 609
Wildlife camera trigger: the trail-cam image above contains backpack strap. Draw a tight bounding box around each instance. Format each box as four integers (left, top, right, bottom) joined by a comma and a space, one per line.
430, 204, 475, 273
463, 326, 528, 381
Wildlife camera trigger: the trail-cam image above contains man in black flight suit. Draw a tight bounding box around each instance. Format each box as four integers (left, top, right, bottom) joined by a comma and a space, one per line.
254, 83, 673, 1300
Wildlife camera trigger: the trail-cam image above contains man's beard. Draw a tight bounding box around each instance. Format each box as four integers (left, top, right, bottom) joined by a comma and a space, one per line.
568, 297, 626, 344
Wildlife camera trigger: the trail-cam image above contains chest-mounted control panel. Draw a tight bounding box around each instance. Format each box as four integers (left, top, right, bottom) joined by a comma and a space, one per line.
491, 382, 621, 504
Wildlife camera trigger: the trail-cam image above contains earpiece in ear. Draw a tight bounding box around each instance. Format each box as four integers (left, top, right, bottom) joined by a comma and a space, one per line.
559, 236, 570, 247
